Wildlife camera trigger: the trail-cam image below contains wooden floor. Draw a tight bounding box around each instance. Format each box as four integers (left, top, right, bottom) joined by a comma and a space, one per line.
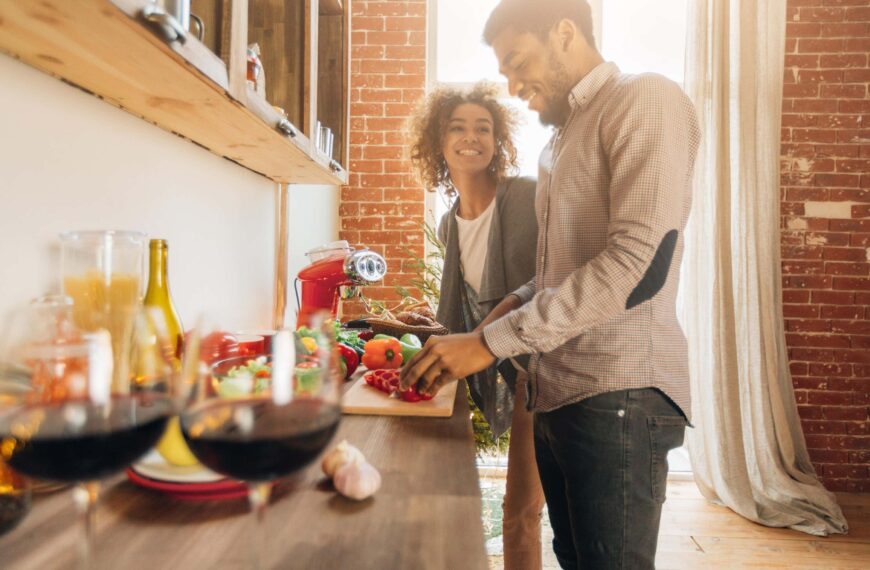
654, 480, 869, 569
490, 478, 870, 569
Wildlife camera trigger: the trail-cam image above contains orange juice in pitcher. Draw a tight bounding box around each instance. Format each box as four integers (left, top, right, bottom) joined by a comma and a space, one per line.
60, 231, 146, 389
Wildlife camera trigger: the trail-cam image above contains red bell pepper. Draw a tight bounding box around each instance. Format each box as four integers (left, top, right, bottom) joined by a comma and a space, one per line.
361, 338, 403, 370
335, 343, 359, 380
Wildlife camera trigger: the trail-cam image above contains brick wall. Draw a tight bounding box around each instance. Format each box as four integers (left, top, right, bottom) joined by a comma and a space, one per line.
341, 0, 869, 490
780, 0, 869, 492
340, 0, 428, 319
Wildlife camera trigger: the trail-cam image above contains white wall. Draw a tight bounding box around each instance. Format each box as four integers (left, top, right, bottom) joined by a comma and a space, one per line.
0, 55, 339, 331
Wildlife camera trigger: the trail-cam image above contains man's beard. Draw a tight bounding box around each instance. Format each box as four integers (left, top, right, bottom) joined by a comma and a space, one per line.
537, 56, 573, 127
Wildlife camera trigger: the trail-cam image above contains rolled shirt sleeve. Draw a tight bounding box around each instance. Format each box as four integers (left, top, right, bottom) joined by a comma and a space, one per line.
510, 277, 537, 305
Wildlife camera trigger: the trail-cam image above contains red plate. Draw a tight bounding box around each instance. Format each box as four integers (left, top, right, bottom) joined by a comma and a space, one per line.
126, 468, 250, 501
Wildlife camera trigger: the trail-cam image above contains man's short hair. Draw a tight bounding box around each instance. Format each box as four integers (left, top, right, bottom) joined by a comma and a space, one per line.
483, 0, 596, 48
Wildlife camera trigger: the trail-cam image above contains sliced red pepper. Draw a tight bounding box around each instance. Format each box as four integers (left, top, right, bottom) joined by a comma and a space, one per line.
362, 369, 400, 395
363, 370, 384, 392
364, 371, 378, 387
379, 370, 400, 394
398, 385, 433, 403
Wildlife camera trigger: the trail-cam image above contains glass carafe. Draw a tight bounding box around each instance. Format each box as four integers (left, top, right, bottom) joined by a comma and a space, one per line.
59, 230, 147, 391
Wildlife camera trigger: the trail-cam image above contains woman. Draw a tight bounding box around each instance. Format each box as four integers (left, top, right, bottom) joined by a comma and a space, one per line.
409, 83, 545, 570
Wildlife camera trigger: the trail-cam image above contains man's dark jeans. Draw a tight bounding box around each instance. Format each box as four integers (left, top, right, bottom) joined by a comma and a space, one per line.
534, 388, 687, 569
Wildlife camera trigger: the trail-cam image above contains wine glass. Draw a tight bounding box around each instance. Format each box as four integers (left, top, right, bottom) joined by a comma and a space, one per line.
180, 313, 342, 569
0, 296, 179, 568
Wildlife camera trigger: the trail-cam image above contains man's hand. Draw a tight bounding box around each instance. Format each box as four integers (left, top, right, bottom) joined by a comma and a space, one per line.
399, 332, 496, 397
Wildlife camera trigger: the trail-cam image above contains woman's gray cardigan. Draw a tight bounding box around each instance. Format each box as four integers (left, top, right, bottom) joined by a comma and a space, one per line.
435, 176, 538, 435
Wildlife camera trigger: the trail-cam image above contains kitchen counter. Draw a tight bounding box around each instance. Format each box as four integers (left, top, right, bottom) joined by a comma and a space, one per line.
0, 382, 487, 569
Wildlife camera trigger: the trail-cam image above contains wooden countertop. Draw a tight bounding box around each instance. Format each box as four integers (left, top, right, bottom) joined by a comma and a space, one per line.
0, 383, 487, 569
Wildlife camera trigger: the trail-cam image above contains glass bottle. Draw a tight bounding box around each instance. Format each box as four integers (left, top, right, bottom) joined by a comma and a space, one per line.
144, 239, 184, 362
144, 240, 198, 467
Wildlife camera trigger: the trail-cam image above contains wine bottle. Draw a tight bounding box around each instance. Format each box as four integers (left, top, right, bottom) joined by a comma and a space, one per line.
144, 240, 198, 467
144, 239, 184, 360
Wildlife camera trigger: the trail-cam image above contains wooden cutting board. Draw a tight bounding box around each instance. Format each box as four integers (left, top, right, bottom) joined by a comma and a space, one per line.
341, 375, 458, 417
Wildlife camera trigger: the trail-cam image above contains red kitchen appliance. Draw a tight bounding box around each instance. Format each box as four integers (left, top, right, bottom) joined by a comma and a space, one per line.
296, 242, 387, 327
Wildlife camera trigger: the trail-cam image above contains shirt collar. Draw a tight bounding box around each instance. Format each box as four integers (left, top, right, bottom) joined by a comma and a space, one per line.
568, 62, 620, 111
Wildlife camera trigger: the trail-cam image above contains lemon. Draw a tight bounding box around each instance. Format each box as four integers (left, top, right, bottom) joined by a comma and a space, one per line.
156, 416, 199, 467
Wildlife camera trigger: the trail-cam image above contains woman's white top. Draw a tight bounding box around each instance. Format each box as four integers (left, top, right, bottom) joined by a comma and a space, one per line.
454, 198, 496, 295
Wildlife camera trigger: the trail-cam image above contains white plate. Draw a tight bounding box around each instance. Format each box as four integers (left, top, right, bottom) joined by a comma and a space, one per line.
132, 450, 224, 484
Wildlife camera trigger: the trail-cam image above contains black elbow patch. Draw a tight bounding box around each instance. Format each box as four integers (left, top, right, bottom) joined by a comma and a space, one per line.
626, 230, 679, 310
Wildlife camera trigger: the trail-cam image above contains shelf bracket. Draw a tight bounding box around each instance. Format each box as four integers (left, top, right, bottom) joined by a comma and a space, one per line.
272, 182, 291, 329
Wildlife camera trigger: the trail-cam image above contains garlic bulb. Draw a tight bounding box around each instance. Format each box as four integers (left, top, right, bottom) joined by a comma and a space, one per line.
333, 461, 381, 501
321, 440, 365, 478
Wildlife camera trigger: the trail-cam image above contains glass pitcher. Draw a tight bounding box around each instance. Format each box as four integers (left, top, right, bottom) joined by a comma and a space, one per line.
59, 230, 147, 391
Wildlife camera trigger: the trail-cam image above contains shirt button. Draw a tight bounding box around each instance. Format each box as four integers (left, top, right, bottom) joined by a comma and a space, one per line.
617, 409, 626, 418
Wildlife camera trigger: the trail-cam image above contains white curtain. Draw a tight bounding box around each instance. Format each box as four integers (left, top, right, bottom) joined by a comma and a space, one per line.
680, 0, 848, 536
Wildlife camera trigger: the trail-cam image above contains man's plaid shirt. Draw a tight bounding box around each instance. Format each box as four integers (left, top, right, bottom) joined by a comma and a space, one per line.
484, 62, 700, 418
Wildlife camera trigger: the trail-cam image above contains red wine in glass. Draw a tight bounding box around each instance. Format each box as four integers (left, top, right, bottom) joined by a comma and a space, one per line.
1, 395, 171, 482
181, 398, 340, 481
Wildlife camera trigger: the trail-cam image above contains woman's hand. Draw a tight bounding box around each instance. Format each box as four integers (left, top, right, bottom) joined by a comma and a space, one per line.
399, 332, 496, 396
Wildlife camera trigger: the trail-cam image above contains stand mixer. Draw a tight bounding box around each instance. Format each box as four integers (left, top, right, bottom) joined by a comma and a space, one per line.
296, 242, 387, 327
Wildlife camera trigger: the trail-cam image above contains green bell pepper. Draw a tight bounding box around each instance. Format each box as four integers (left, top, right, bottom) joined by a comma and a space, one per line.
398, 333, 422, 363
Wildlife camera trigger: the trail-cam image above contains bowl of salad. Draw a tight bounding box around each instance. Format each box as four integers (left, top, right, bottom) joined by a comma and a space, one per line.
209, 349, 326, 399
210, 354, 273, 398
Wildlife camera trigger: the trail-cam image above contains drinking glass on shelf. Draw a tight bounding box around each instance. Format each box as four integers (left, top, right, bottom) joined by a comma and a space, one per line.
0, 296, 180, 568
180, 313, 341, 569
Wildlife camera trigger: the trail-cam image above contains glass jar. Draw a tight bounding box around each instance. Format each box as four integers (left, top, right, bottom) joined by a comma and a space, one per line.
0, 458, 31, 535
246, 43, 265, 95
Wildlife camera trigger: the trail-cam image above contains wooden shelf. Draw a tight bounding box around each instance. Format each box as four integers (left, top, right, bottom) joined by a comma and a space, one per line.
0, 0, 347, 185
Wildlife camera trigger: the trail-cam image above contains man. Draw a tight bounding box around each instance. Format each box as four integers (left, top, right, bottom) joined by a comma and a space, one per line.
401, 0, 700, 568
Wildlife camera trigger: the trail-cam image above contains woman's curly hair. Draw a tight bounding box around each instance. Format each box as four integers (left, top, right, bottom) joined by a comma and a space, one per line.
408, 82, 519, 197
